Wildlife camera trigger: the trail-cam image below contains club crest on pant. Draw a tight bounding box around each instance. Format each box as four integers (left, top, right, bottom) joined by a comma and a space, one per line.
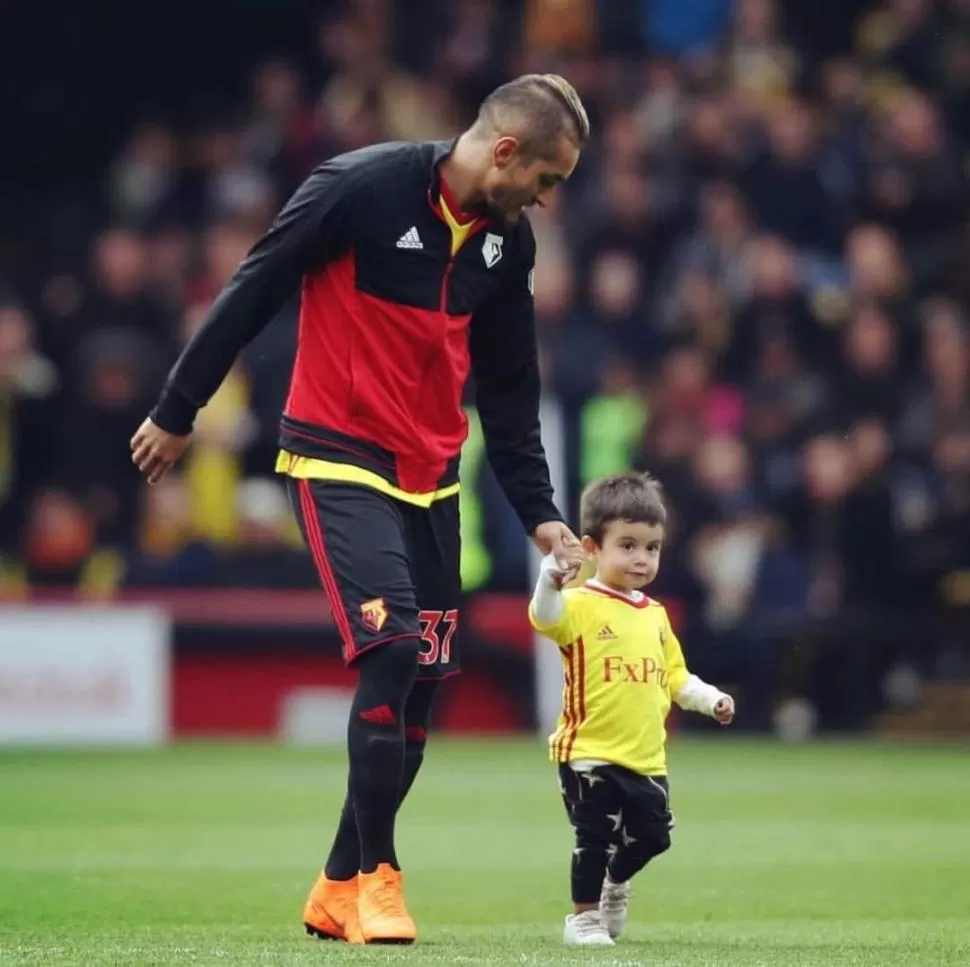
482, 232, 503, 268
360, 597, 389, 633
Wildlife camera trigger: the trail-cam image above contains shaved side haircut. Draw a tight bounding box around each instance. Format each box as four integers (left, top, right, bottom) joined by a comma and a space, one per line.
477, 74, 590, 159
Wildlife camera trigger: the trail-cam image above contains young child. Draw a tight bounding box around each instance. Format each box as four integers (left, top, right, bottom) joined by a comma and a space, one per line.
529, 471, 734, 946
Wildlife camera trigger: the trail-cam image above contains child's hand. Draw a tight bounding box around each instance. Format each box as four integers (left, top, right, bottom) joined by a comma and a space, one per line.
539, 554, 571, 590
547, 563, 569, 590
713, 695, 735, 725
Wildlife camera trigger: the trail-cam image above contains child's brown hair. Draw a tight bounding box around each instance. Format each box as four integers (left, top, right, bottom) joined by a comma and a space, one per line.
579, 471, 667, 544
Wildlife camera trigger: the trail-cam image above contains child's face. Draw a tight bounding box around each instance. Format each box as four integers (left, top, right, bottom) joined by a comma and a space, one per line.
582, 519, 664, 593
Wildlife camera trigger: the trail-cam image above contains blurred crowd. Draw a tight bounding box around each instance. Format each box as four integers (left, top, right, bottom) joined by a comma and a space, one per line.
2, 0, 970, 706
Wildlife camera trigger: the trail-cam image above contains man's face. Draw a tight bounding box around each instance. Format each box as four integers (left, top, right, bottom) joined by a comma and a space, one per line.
480, 134, 579, 223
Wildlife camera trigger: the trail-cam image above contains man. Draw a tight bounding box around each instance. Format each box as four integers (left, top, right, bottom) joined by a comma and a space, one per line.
131, 73, 590, 944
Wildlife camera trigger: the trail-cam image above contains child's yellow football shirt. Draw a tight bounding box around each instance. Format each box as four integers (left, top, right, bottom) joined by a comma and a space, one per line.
529, 582, 691, 776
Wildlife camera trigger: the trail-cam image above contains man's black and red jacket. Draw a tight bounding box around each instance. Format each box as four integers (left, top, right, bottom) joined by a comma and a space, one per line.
150, 139, 562, 533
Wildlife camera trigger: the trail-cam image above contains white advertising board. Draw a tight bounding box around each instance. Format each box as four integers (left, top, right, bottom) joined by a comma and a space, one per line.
0, 607, 170, 746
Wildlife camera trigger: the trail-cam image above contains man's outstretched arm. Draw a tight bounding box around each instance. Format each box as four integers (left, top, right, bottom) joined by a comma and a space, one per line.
468, 223, 583, 573
133, 160, 356, 482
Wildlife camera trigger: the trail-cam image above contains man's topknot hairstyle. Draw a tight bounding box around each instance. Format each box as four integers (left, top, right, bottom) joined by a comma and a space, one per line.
580, 472, 667, 545
478, 73, 590, 159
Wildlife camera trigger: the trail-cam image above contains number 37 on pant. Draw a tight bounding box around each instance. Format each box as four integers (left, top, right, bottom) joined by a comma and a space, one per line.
417, 609, 458, 665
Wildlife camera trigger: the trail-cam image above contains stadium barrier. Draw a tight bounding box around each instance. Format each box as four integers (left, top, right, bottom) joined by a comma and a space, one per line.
0, 591, 542, 744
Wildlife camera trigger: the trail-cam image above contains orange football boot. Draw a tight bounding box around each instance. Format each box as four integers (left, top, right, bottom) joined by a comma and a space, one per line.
303, 871, 364, 944
357, 864, 416, 944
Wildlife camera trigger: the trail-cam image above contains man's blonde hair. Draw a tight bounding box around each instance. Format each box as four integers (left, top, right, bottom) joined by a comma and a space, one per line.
478, 73, 590, 157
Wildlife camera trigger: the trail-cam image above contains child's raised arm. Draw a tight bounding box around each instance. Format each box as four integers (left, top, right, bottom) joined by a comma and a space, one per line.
530, 554, 567, 623
528, 553, 579, 646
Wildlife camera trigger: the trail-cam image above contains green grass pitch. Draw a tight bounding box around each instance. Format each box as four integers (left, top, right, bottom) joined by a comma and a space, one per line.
1, 737, 968, 966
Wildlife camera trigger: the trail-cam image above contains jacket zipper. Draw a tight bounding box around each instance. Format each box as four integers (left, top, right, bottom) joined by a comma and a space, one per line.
439, 257, 455, 314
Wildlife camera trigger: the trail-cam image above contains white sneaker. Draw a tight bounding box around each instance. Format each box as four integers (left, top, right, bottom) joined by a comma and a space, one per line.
563, 910, 615, 946
599, 877, 631, 939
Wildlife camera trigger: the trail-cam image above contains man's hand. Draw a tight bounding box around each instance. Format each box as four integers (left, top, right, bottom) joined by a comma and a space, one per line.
713, 695, 735, 726
130, 418, 192, 485
532, 521, 585, 584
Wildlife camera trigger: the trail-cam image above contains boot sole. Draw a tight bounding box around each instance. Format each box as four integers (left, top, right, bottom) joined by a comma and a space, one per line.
305, 922, 345, 942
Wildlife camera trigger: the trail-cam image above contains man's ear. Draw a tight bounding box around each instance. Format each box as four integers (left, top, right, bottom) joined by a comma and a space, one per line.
492, 136, 521, 168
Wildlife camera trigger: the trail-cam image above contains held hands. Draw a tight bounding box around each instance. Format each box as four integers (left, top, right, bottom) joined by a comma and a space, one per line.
532, 521, 586, 586
538, 554, 571, 590
130, 418, 192, 485
713, 694, 735, 726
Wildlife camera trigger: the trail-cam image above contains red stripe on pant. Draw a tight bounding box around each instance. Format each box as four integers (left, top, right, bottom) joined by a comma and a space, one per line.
297, 478, 356, 662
